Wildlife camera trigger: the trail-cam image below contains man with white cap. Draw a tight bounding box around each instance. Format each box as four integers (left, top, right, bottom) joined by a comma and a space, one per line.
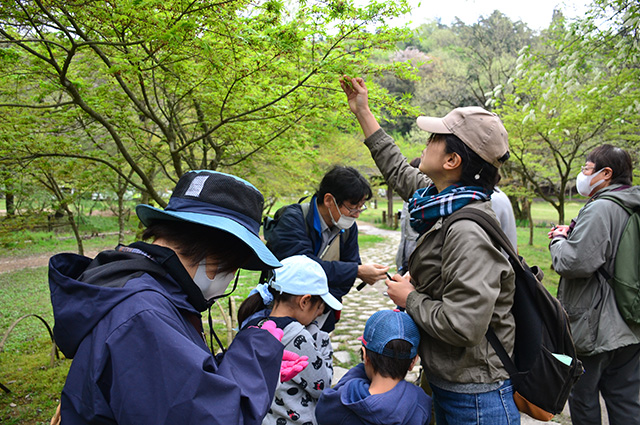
340, 76, 519, 424
49, 170, 300, 425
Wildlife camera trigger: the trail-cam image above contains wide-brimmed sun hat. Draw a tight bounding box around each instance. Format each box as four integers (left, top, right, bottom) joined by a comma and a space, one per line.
136, 170, 280, 271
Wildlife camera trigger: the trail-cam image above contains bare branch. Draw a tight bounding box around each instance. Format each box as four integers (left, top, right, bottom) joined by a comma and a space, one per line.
0, 101, 74, 109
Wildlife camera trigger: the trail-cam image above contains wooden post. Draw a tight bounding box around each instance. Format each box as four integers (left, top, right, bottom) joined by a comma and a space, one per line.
387, 184, 394, 227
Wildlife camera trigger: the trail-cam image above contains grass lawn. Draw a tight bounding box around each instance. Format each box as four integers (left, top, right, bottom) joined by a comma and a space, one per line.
0, 267, 68, 425
0, 214, 139, 258
530, 200, 584, 226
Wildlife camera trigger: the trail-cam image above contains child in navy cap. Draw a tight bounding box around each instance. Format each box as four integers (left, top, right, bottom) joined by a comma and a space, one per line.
315, 310, 432, 425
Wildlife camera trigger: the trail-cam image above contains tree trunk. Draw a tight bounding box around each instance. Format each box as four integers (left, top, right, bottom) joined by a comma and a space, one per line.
557, 184, 566, 225
524, 198, 534, 246
2, 173, 15, 217
62, 203, 84, 255
5, 192, 14, 217
136, 190, 151, 239
386, 185, 394, 228
118, 192, 126, 245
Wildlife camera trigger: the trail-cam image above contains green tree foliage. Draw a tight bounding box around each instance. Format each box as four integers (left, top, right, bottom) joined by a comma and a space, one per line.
397, 11, 535, 120
0, 0, 413, 214
370, 12, 536, 219
496, 0, 640, 225
371, 11, 536, 183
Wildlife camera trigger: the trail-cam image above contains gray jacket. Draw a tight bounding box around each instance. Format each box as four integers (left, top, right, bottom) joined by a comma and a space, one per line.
364, 129, 515, 388
396, 201, 420, 273
550, 184, 640, 356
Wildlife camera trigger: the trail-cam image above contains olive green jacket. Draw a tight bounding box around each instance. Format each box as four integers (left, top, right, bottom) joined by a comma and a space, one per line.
364, 128, 515, 386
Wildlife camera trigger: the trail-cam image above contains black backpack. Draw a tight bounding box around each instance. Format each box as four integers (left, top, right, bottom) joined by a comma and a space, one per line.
262, 197, 351, 246
262, 198, 311, 245
443, 208, 584, 422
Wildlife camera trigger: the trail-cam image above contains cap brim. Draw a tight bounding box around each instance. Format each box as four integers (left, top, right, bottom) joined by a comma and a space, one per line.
416, 116, 451, 134
321, 292, 342, 311
136, 205, 281, 271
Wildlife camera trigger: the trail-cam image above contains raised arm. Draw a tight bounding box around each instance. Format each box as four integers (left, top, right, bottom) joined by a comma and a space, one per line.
339, 75, 380, 138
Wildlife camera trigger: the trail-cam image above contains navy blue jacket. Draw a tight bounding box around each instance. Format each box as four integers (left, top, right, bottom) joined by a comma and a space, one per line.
265, 196, 360, 301
316, 364, 432, 425
49, 243, 283, 425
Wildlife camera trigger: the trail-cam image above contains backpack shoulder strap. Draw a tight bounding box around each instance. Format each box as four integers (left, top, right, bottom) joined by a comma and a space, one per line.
486, 327, 519, 376
443, 207, 521, 375
300, 200, 314, 240
443, 208, 521, 270
597, 195, 634, 215
596, 195, 634, 281
300, 200, 311, 218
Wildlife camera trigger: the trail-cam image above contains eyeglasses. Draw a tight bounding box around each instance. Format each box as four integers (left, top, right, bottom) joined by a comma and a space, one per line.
581, 165, 596, 173
341, 203, 368, 216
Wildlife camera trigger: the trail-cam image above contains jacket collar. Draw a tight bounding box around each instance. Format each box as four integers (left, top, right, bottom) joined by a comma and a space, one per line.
128, 242, 210, 312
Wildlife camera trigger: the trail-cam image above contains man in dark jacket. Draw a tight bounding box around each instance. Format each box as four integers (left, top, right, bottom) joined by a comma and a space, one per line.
265, 165, 389, 331
49, 170, 297, 425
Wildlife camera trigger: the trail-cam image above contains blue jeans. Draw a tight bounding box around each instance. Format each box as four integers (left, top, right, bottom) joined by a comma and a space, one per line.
431, 380, 520, 425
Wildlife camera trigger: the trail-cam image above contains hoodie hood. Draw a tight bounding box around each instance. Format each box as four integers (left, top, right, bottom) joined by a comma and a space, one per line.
339, 380, 427, 425
318, 364, 431, 425
596, 185, 640, 211
49, 244, 196, 358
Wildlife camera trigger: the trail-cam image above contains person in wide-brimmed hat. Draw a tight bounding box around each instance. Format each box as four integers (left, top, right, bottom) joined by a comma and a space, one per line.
340, 76, 518, 425
48, 170, 304, 425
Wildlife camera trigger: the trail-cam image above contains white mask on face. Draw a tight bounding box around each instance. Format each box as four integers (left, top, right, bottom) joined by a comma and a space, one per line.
193, 260, 236, 300
330, 197, 356, 230
576, 169, 605, 197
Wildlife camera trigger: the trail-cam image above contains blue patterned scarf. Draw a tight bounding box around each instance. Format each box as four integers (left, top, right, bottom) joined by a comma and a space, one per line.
408, 184, 492, 234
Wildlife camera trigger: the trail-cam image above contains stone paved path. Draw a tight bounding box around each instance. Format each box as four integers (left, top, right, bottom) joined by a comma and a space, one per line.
329, 221, 586, 425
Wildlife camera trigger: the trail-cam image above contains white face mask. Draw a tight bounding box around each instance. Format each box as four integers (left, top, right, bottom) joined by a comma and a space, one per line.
193, 260, 236, 301
330, 197, 356, 230
576, 169, 604, 197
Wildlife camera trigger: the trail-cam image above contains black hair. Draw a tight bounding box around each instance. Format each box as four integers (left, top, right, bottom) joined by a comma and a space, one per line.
364, 339, 415, 380
586, 144, 633, 186
432, 133, 500, 192
141, 220, 249, 273
316, 165, 373, 206
237, 286, 323, 326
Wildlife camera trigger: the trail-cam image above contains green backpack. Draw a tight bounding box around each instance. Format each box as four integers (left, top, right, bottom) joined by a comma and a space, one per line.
598, 196, 640, 325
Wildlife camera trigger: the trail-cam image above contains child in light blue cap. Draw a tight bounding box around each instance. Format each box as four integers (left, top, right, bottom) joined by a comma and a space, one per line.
238, 255, 341, 425
316, 310, 432, 425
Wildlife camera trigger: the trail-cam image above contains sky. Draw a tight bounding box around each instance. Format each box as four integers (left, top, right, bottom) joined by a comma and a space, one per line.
396, 0, 591, 31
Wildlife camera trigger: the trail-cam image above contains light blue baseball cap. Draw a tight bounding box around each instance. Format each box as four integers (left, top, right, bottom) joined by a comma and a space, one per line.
270, 255, 342, 311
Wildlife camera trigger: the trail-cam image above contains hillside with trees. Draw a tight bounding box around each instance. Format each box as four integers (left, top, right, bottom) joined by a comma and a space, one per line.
1, 0, 638, 249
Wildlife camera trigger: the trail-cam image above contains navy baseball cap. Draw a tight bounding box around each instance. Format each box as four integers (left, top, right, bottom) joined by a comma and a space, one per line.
361, 310, 420, 359
136, 170, 281, 271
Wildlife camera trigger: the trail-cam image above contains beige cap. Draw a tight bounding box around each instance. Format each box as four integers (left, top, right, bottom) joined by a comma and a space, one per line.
416, 107, 509, 168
